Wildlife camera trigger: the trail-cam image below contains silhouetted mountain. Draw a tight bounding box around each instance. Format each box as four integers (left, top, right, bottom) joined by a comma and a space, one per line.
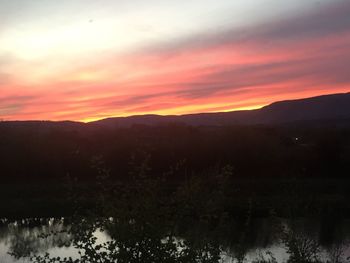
1, 92, 349, 129
91, 92, 350, 127
0, 92, 350, 184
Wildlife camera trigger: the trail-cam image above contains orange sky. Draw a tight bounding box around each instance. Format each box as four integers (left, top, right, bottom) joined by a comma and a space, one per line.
0, 0, 349, 122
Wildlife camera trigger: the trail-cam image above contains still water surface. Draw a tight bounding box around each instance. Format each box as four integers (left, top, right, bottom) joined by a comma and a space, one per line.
0, 218, 349, 263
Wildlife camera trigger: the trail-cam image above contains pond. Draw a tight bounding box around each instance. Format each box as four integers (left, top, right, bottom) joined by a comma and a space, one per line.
1, 217, 349, 263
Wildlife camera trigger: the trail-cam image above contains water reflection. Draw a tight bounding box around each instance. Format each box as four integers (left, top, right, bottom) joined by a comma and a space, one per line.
0, 218, 349, 263
3, 163, 350, 262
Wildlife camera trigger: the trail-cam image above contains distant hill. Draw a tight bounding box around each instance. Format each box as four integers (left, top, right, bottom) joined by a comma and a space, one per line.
1, 92, 349, 129
91, 92, 350, 128
0, 92, 349, 183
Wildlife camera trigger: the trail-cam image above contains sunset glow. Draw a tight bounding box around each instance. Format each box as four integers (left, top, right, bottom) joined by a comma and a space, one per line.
0, 0, 349, 121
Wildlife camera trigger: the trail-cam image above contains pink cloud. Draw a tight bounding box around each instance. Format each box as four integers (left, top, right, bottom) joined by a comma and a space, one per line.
1, 0, 350, 121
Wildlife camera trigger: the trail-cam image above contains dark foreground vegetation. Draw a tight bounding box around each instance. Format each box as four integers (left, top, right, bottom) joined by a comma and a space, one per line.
0, 121, 350, 217
7, 159, 350, 263
1, 120, 350, 182
0, 119, 350, 262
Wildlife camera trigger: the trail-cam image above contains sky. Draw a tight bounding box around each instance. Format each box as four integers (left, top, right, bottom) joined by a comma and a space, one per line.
0, 0, 349, 122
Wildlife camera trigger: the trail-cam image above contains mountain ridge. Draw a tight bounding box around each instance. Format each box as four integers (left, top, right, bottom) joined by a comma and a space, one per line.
91, 92, 350, 127
1, 92, 350, 127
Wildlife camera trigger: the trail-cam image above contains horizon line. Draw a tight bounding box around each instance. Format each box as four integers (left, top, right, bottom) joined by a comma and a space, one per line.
1, 91, 349, 124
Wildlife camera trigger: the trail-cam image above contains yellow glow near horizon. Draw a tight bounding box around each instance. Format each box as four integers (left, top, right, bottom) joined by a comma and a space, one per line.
1, 0, 349, 121
80, 103, 265, 123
